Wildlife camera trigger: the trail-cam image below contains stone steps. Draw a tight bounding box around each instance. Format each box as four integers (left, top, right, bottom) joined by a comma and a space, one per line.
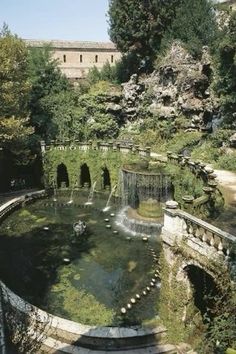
41, 336, 178, 354
45, 323, 167, 351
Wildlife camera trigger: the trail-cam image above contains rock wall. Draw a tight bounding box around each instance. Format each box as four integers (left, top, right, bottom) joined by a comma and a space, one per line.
121, 42, 219, 132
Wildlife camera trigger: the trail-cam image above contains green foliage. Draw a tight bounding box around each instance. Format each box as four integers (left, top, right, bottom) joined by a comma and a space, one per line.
216, 153, 236, 172
87, 66, 101, 84
28, 45, 72, 142
199, 281, 236, 354
108, 0, 180, 71
0, 25, 33, 161
161, 0, 218, 58
74, 91, 119, 140
113, 53, 141, 83
216, 11, 236, 126
38, 91, 79, 142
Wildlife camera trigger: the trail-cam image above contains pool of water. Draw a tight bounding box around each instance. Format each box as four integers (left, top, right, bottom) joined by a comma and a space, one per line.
0, 193, 161, 326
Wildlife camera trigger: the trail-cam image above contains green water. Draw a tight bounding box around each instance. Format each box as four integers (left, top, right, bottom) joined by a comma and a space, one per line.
0, 194, 161, 326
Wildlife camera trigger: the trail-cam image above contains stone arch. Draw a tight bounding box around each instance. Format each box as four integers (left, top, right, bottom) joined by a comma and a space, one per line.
102, 167, 111, 189
80, 163, 91, 188
57, 163, 69, 188
183, 264, 218, 318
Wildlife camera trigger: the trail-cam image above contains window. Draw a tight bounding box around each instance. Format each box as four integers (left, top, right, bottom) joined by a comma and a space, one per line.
63, 54, 66, 63
95, 55, 98, 63
111, 55, 114, 63
80, 54, 83, 63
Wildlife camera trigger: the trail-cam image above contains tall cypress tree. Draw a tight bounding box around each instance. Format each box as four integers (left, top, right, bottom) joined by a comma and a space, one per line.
164, 0, 218, 57
108, 0, 180, 70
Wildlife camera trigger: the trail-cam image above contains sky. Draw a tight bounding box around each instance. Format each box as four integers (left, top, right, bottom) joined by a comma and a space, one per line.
0, 0, 110, 41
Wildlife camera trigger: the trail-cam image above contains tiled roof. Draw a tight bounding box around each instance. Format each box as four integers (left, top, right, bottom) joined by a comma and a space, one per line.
24, 39, 118, 50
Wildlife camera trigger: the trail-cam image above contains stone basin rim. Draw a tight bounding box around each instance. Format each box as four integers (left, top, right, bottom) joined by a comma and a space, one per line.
0, 192, 165, 341
1, 281, 166, 339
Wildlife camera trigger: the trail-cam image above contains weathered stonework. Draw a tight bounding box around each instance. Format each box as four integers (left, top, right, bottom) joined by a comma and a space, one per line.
25, 40, 121, 80
121, 42, 219, 130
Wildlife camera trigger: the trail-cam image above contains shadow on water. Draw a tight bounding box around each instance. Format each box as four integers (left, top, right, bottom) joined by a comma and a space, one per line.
0, 223, 94, 307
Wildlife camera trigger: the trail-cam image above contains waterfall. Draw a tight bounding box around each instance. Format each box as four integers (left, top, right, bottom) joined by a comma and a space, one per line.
53, 180, 57, 202
120, 170, 172, 207
85, 181, 97, 205
115, 207, 163, 237
103, 184, 117, 212
67, 181, 77, 205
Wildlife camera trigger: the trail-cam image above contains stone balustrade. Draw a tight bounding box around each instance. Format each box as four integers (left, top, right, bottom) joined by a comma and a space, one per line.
0, 190, 46, 221
41, 140, 151, 157
167, 151, 221, 209
162, 201, 235, 264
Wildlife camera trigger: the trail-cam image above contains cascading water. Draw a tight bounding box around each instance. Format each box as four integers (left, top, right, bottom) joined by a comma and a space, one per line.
67, 181, 77, 205
116, 166, 173, 237
103, 184, 117, 212
85, 181, 97, 205
53, 180, 57, 202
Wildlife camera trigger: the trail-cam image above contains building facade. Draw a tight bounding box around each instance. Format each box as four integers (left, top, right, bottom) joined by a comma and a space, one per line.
25, 39, 121, 80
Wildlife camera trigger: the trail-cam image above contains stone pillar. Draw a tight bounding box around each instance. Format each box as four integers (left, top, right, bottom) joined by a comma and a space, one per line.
161, 201, 184, 246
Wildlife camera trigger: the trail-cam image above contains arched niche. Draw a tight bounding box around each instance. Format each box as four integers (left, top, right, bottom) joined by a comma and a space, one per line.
184, 264, 218, 318
102, 167, 111, 189
80, 163, 91, 188
57, 163, 69, 188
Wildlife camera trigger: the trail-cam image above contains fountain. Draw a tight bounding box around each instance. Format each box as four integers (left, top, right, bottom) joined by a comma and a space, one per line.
67, 181, 77, 205
73, 220, 87, 236
53, 180, 57, 202
103, 184, 117, 212
85, 181, 97, 205
116, 162, 173, 237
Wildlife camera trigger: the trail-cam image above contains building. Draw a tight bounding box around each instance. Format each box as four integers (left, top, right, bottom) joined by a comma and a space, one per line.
25, 39, 121, 80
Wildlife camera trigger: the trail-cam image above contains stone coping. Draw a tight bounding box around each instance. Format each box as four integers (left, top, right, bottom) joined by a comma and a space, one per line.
25, 39, 118, 51
164, 207, 236, 243
1, 281, 165, 340
122, 167, 170, 177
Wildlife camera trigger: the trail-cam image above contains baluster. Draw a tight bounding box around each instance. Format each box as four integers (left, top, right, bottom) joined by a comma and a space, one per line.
217, 239, 224, 255
210, 233, 215, 248
188, 222, 194, 237
202, 228, 207, 242
183, 219, 188, 236
226, 248, 231, 261
195, 226, 201, 240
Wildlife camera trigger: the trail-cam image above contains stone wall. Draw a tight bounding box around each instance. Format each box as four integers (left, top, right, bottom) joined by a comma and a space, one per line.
25, 40, 121, 80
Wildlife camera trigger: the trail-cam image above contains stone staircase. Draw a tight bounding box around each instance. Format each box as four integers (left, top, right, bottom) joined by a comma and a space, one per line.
39, 324, 179, 354
41, 336, 178, 354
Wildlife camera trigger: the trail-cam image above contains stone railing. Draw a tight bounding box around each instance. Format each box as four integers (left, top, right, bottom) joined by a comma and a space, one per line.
41, 140, 151, 158
162, 201, 235, 264
167, 152, 217, 186
0, 190, 46, 221
167, 152, 219, 207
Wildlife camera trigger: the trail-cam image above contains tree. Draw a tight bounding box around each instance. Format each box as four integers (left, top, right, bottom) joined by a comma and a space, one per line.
163, 0, 218, 58
28, 45, 72, 141
108, 0, 180, 71
216, 11, 236, 127
0, 25, 33, 151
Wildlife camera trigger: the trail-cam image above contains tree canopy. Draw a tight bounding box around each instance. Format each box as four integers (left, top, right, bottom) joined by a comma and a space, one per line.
28, 45, 72, 142
108, 0, 180, 70
0, 25, 33, 155
216, 11, 236, 126
163, 0, 218, 57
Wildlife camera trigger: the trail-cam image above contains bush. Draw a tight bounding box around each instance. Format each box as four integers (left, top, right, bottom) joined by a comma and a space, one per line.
216, 153, 236, 172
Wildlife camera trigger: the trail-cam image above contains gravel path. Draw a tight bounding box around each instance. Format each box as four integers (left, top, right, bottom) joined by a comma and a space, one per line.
214, 169, 236, 206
